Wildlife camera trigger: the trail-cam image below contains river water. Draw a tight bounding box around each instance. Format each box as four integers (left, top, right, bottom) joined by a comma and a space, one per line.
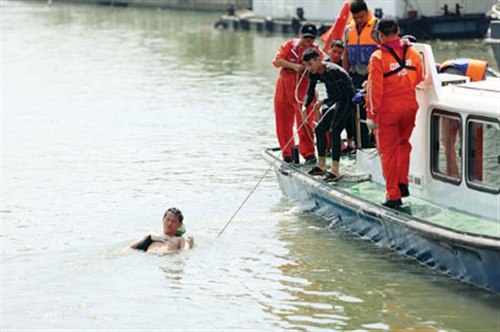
2, 1, 499, 331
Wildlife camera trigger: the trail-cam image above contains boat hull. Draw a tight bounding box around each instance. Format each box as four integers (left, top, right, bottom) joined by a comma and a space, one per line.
263, 149, 500, 295
398, 14, 490, 40
215, 13, 490, 40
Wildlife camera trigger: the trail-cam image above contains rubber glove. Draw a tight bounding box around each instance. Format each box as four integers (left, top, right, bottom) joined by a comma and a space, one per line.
352, 89, 366, 103
150, 234, 171, 242
366, 119, 377, 131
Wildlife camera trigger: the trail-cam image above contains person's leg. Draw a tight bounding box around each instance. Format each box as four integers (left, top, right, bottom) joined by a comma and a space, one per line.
344, 104, 356, 150
397, 110, 416, 189
296, 103, 316, 159
273, 78, 295, 159
377, 112, 402, 201
318, 105, 332, 155
329, 99, 352, 176
340, 135, 347, 153
295, 76, 316, 159
313, 106, 335, 171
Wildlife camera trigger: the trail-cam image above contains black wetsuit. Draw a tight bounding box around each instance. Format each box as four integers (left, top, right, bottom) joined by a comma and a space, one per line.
303, 62, 355, 161
136, 235, 153, 251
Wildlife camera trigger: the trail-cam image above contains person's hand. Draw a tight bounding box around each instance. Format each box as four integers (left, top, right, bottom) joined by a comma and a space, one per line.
294, 63, 304, 73
366, 119, 377, 131
151, 234, 171, 242
352, 89, 366, 104
313, 100, 323, 113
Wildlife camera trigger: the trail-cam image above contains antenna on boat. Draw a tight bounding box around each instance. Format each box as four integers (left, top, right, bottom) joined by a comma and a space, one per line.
216, 104, 318, 238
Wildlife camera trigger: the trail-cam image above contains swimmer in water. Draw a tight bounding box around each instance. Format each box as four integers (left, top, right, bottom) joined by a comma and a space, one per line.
130, 207, 192, 254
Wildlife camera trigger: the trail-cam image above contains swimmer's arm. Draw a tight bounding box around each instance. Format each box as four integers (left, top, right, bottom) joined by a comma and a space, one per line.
130, 234, 151, 249
180, 236, 191, 250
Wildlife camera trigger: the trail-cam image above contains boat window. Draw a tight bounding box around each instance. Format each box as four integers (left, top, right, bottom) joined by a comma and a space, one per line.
430, 110, 462, 184
466, 118, 500, 194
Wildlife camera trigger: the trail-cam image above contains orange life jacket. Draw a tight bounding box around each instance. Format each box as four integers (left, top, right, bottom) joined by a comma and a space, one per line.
346, 15, 378, 65
439, 58, 487, 82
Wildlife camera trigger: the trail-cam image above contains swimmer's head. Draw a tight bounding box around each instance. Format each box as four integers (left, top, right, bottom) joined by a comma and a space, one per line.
164, 207, 183, 223
163, 207, 186, 236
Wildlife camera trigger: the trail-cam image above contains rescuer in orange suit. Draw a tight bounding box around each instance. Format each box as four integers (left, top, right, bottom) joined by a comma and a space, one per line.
273, 23, 322, 164
366, 16, 423, 208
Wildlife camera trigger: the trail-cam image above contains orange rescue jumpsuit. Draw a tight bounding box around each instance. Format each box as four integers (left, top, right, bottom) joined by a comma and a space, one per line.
367, 38, 423, 200
273, 39, 320, 159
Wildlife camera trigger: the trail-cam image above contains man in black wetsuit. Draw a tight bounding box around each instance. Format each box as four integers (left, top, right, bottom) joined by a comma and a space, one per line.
301, 48, 355, 182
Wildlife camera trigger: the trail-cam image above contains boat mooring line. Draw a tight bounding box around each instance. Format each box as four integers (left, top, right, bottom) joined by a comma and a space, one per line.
216, 106, 317, 239
216, 163, 274, 238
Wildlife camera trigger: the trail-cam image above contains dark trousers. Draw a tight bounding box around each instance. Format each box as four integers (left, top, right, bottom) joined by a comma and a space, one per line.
344, 104, 356, 141
315, 96, 354, 161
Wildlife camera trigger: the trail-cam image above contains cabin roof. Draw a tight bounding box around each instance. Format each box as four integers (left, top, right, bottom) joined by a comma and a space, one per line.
437, 78, 500, 118
460, 77, 500, 93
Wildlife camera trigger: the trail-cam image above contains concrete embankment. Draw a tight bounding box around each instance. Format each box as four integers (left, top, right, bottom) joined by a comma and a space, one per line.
35, 0, 252, 12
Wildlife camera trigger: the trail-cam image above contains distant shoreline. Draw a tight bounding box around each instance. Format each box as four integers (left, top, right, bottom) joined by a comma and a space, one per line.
26, 0, 252, 12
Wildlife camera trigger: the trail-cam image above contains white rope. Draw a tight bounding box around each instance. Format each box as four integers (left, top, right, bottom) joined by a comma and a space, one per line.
216, 107, 318, 238
293, 68, 316, 143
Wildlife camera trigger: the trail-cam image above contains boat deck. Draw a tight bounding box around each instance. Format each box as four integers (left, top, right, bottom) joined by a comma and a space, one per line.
269, 148, 499, 238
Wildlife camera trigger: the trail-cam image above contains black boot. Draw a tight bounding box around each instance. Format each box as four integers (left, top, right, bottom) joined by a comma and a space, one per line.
382, 199, 403, 208
399, 183, 410, 198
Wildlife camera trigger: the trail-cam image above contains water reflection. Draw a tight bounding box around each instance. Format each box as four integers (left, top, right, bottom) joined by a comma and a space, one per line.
270, 211, 500, 331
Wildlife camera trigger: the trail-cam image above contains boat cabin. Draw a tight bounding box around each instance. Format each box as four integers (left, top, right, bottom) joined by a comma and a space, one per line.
357, 43, 500, 220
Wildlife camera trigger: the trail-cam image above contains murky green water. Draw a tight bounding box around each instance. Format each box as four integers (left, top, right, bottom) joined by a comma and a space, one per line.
2, 1, 499, 330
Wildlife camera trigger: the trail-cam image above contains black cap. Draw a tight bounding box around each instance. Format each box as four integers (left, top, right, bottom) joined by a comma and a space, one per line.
300, 23, 317, 38
378, 16, 399, 35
